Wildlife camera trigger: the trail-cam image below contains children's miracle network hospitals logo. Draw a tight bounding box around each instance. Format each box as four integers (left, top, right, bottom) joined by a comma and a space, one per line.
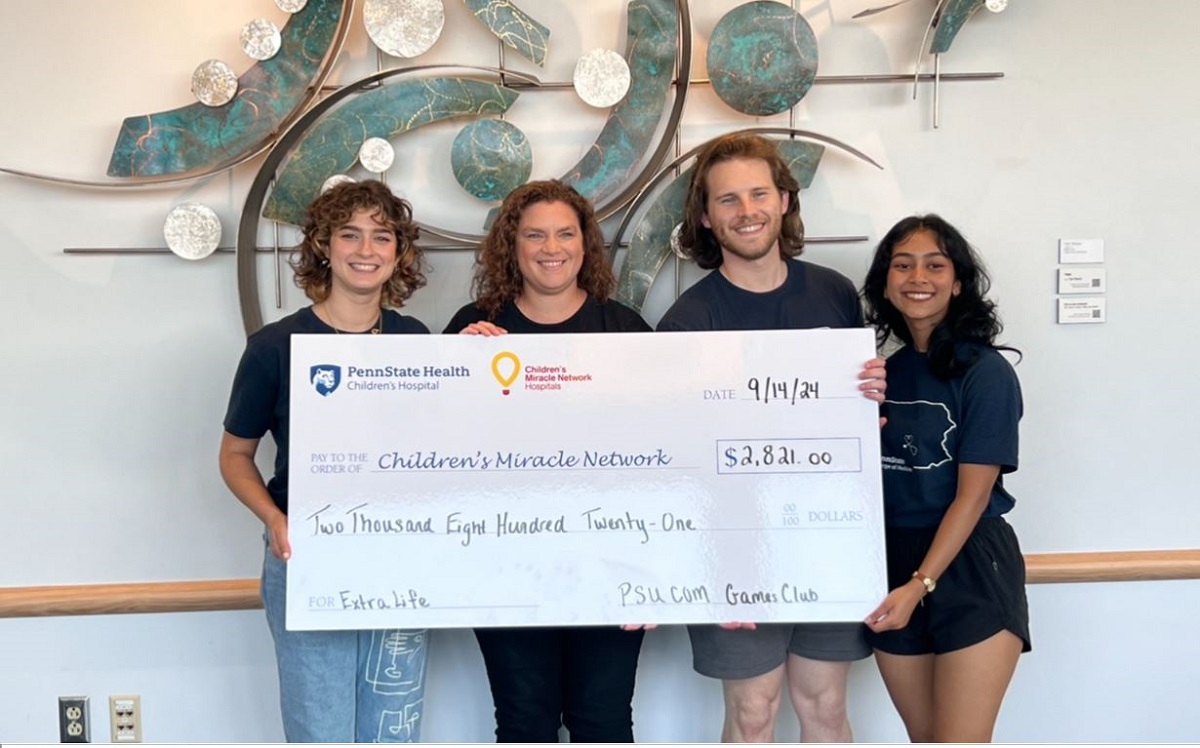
491, 352, 521, 395
310, 364, 342, 397
490, 350, 595, 395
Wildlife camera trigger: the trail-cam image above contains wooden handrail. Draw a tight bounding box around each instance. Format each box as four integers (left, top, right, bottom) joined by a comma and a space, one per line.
0, 578, 261, 619
1, 549, 1197, 619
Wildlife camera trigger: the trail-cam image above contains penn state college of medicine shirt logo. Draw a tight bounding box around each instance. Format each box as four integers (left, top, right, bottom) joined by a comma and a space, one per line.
310, 364, 342, 397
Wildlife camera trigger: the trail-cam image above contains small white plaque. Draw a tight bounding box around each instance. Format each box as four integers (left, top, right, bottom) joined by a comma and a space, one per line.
1058, 238, 1104, 264
1057, 297, 1107, 324
1057, 267, 1107, 295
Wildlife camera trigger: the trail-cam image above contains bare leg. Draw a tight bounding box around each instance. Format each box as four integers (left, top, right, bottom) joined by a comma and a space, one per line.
786, 655, 854, 742
932, 630, 1022, 742
721, 664, 786, 742
873, 650, 936, 742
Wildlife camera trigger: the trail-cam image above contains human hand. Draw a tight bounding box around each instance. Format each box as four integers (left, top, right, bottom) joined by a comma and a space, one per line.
717, 621, 758, 630
458, 321, 508, 336
858, 357, 887, 403
864, 582, 923, 633
267, 515, 291, 561
620, 624, 659, 631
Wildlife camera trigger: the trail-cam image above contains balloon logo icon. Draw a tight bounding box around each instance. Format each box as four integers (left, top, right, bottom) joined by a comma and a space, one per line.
491, 352, 521, 395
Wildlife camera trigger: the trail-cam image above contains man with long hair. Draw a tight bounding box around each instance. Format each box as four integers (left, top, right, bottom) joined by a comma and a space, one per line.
658, 133, 885, 743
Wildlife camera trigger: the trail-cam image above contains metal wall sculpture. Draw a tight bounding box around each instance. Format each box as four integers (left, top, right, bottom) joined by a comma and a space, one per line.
854, 0, 1009, 126
108, 0, 351, 180
0, 0, 1009, 332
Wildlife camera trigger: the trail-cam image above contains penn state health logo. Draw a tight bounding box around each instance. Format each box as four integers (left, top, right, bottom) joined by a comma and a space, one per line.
310, 364, 342, 397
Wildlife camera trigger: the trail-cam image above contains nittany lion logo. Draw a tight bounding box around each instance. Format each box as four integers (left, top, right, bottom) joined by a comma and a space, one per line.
310, 365, 342, 397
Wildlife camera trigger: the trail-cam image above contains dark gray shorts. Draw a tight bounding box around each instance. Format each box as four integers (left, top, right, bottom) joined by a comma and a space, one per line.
687, 622, 872, 680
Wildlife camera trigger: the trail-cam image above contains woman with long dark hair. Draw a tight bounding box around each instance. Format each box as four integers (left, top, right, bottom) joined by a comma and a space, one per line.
861, 214, 1030, 742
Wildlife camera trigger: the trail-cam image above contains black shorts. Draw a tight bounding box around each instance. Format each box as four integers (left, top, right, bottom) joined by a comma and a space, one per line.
868, 516, 1032, 656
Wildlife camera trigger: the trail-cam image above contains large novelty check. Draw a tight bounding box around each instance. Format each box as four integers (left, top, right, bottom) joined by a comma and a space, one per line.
287, 329, 886, 630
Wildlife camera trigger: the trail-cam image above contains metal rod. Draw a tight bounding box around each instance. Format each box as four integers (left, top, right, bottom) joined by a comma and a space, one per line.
497, 40, 507, 90
933, 53, 941, 129
272, 220, 282, 309
317, 71, 1002, 94
63, 235, 868, 257
814, 71, 1001, 84
915, 0, 949, 99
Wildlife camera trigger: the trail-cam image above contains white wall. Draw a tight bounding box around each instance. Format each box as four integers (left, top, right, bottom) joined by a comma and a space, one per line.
1, 0, 1197, 742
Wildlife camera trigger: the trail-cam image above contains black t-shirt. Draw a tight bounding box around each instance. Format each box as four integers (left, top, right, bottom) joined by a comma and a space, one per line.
444, 295, 651, 334
656, 258, 863, 332
880, 343, 1022, 528
223, 306, 429, 513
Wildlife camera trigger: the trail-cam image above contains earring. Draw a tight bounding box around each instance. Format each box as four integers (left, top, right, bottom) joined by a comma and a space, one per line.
319, 256, 329, 267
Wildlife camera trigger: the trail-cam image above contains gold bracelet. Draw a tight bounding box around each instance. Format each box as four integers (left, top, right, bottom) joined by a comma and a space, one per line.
912, 571, 937, 594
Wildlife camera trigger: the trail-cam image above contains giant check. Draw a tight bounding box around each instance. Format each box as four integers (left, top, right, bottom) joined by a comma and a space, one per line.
287, 329, 886, 630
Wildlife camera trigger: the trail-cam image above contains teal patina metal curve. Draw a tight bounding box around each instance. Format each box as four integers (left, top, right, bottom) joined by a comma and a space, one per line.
451, 119, 533, 202
706, 1, 818, 117
560, 0, 688, 219
262, 78, 520, 226
930, 0, 986, 53
460, 0, 550, 67
238, 66, 534, 333
106, 0, 350, 179
612, 129, 882, 314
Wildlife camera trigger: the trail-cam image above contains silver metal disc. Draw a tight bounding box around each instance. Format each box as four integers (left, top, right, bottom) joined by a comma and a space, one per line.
164, 204, 222, 261
191, 59, 238, 107
985, 0, 1008, 11
573, 48, 631, 108
669, 223, 688, 260
321, 174, 357, 193
275, 0, 308, 12
358, 137, 396, 173
240, 19, 282, 61
364, 0, 445, 58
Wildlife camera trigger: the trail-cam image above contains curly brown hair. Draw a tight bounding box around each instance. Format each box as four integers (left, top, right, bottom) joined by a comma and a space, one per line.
291, 179, 426, 307
471, 180, 614, 318
679, 133, 805, 270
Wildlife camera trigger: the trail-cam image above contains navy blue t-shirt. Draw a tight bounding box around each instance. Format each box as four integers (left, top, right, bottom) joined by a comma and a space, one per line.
880, 343, 1022, 528
656, 258, 863, 332
444, 295, 650, 334
223, 306, 429, 514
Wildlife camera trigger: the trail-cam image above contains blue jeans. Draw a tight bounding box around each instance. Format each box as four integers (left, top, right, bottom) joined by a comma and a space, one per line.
474, 626, 645, 742
261, 541, 428, 742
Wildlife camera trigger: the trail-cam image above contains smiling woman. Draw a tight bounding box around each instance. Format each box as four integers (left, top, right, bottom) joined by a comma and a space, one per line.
442, 179, 652, 742
861, 214, 1029, 743
218, 179, 433, 743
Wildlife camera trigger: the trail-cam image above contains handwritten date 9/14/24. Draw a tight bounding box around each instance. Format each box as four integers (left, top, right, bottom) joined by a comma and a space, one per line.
748, 376, 818, 404
700, 377, 817, 403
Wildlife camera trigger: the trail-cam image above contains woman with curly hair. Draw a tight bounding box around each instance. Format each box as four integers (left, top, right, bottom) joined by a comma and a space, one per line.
861, 214, 1030, 742
444, 179, 649, 742
220, 179, 431, 742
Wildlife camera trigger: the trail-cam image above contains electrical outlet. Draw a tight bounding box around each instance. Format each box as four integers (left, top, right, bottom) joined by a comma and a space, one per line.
58, 696, 90, 743
109, 694, 142, 743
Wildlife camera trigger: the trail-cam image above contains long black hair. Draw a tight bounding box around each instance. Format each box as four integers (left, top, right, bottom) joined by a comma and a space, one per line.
862, 214, 1018, 378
